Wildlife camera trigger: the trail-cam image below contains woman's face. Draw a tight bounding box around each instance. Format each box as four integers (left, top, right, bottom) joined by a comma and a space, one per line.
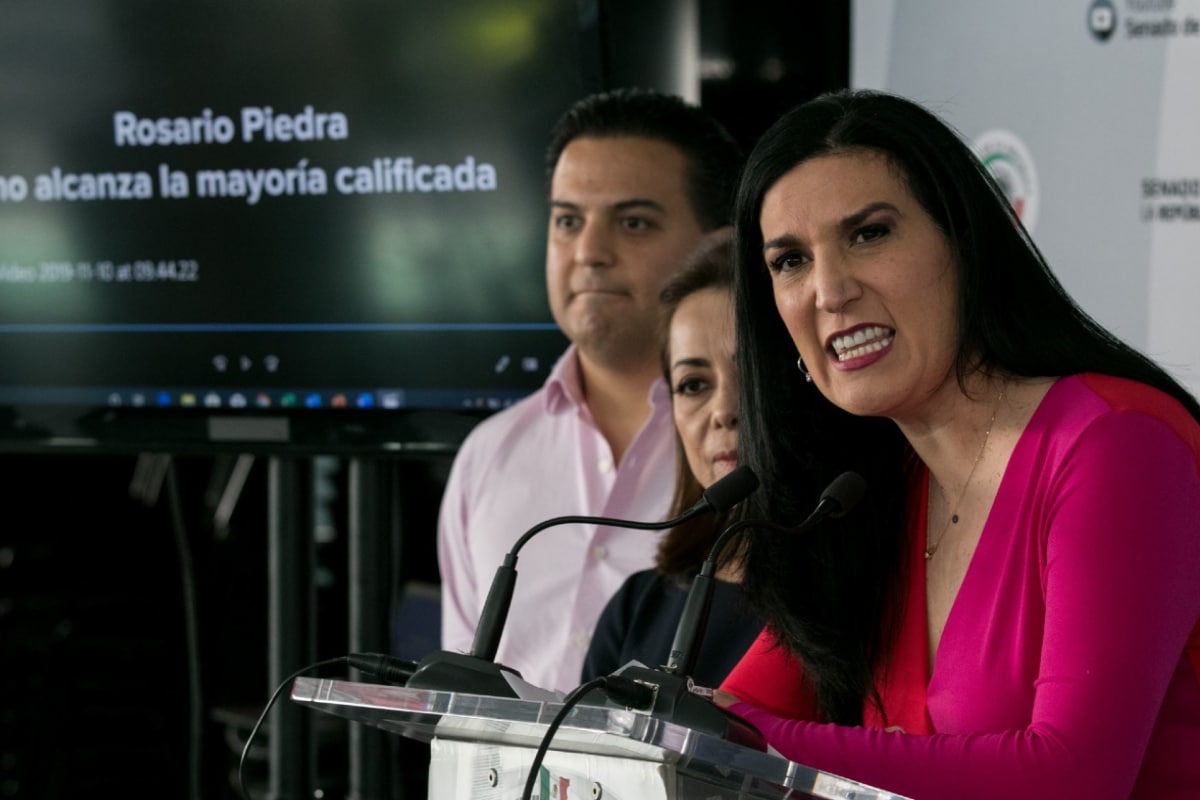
758, 150, 961, 423
668, 287, 738, 487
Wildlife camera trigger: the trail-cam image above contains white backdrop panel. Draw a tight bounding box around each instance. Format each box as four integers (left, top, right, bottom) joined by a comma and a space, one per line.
852, 0, 1200, 393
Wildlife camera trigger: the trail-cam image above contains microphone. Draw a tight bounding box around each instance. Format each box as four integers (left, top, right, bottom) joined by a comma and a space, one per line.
403, 465, 760, 697
346, 652, 419, 684
665, 470, 865, 675
595, 471, 866, 748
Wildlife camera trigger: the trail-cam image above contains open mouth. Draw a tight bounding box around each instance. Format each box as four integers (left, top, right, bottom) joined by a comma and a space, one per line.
829, 325, 895, 362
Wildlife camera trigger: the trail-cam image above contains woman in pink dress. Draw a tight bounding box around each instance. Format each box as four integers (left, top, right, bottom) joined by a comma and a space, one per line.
713, 89, 1200, 799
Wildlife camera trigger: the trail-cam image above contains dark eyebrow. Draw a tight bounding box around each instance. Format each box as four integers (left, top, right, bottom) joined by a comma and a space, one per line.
762, 233, 800, 253
671, 356, 711, 371
762, 201, 900, 252
613, 198, 667, 214
839, 201, 898, 231
549, 198, 667, 214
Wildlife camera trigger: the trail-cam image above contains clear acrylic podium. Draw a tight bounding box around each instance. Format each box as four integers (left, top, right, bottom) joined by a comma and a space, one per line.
291, 676, 910, 800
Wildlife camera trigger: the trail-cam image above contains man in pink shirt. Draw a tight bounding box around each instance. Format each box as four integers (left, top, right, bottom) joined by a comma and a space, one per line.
436, 88, 742, 692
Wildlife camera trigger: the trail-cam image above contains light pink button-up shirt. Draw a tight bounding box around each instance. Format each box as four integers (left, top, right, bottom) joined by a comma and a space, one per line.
437, 345, 677, 692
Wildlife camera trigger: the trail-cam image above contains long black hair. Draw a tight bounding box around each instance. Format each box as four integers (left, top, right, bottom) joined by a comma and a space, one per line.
731, 89, 1200, 725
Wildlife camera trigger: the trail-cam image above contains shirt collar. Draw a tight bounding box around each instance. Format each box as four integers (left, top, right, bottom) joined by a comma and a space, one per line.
543, 344, 584, 414
543, 344, 671, 415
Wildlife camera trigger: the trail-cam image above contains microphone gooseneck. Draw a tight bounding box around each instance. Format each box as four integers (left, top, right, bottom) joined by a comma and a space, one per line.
505, 463, 759, 560
468, 464, 758, 664
588, 471, 865, 751
403, 465, 760, 697
663, 471, 867, 683
702, 469, 865, 573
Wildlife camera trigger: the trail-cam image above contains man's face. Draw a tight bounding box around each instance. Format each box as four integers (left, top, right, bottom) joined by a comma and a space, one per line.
546, 136, 707, 369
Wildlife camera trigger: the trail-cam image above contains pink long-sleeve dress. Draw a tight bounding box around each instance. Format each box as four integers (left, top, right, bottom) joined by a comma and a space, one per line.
721, 374, 1200, 799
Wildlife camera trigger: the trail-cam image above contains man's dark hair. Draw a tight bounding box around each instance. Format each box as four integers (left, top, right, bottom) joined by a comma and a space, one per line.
545, 87, 743, 230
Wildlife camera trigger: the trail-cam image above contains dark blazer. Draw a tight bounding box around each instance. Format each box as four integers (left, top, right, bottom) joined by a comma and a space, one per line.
581, 569, 761, 689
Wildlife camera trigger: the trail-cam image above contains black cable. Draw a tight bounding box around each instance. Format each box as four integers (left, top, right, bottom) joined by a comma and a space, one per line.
128, 453, 201, 797
163, 457, 203, 800
519, 675, 655, 800
237, 655, 348, 800
519, 677, 606, 800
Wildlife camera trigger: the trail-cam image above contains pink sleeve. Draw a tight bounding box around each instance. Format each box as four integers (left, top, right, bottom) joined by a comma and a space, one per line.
437, 441, 482, 654
730, 410, 1200, 799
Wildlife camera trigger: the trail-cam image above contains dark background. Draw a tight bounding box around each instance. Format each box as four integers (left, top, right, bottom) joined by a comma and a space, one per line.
0, 2, 849, 798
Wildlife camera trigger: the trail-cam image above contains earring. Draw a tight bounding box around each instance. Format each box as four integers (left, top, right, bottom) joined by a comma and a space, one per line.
796, 357, 812, 383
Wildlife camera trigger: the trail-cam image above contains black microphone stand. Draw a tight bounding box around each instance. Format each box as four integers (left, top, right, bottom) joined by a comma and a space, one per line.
404, 466, 760, 697
589, 471, 867, 747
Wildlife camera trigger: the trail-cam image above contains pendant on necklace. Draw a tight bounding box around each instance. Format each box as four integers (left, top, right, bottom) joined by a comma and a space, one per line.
925, 514, 960, 560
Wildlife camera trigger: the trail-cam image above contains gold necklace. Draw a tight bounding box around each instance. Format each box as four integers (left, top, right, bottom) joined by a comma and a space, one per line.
924, 391, 1004, 561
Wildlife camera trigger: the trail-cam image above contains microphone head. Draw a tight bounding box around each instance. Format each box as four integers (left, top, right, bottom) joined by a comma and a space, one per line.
822, 471, 866, 518
701, 465, 759, 512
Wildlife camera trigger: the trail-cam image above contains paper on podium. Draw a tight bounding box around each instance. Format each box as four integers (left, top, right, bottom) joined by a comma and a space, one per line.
503, 672, 565, 703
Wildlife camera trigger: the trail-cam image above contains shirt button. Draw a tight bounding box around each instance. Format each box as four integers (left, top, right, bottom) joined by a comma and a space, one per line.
592, 545, 608, 561
574, 631, 591, 649
597, 457, 613, 473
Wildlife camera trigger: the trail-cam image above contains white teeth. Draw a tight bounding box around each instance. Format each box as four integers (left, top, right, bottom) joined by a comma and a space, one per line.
831, 326, 894, 361
837, 338, 893, 361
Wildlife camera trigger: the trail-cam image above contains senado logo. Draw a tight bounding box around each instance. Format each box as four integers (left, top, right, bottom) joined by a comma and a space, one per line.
973, 129, 1040, 234
1089, 0, 1117, 41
